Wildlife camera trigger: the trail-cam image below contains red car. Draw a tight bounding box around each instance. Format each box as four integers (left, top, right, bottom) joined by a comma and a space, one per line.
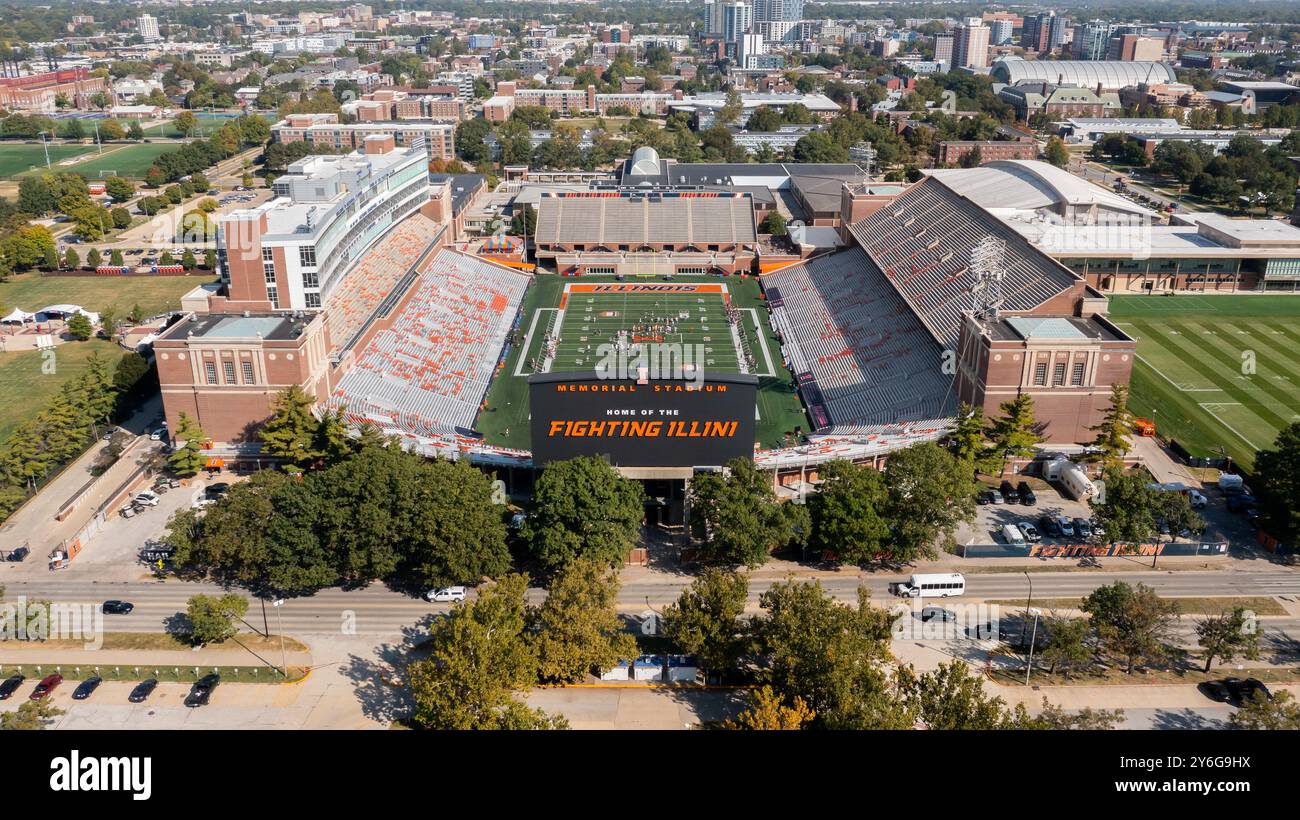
30, 673, 62, 700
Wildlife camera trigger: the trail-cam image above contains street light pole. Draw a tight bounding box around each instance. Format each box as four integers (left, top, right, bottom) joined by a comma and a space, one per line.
272, 599, 286, 677
39, 130, 51, 168
1024, 608, 1041, 686
1018, 570, 1033, 647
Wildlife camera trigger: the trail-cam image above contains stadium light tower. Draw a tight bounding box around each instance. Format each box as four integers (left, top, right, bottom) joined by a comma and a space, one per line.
968, 234, 1007, 323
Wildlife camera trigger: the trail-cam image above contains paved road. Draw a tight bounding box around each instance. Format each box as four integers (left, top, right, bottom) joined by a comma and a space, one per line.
1120, 706, 1233, 730
4, 569, 1298, 638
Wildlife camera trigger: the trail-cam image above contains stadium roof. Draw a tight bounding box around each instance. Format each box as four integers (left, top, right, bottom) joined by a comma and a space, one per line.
927, 160, 1154, 219
990, 58, 1177, 90
846, 177, 1082, 348
534, 194, 757, 247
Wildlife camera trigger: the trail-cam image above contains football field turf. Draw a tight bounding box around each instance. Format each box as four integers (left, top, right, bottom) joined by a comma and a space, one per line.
1109, 294, 1300, 469
0, 143, 99, 180
475, 275, 811, 452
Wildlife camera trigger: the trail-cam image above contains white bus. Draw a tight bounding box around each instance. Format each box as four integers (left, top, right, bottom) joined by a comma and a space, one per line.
890, 572, 966, 599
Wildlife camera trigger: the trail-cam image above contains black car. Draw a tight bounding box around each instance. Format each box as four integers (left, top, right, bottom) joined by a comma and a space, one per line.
0, 674, 24, 700
1039, 515, 1063, 537
1198, 679, 1233, 703
999, 480, 1019, 504
1226, 493, 1256, 514
1017, 482, 1036, 506
977, 490, 996, 505
5, 545, 28, 562
204, 483, 231, 501
71, 676, 103, 701
1224, 677, 1272, 704
185, 674, 220, 707
128, 678, 158, 704
102, 600, 134, 615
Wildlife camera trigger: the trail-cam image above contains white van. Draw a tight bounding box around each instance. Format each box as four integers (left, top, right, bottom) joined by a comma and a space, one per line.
890, 573, 966, 599
1001, 524, 1026, 545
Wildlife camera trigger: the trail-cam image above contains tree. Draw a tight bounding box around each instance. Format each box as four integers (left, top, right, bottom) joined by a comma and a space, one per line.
18, 176, 57, 216
809, 459, 889, 563
104, 175, 134, 203
1230, 689, 1300, 730
1039, 613, 1092, 678
746, 105, 783, 132
85, 248, 102, 269
725, 686, 815, 730
63, 247, 80, 270
793, 131, 849, 163
689, 458, 802, 567
524, 456, 645, 571
65, 312, 93, 341
110, 207, 131, 229
1254, 422, 1300, 550
1042, 136, 1070, 168
1082, 581, 1180, 673
899, 661, 1025, 729
884, 442, 978, 561
185, 593, 249, 644
510, 204, 536, 237
716, 88, 744, 126
946, 402, 994, 470
0, 699, 64, 730
168, 412, 208, 476
1088, 383, 1134, 466
958, 145, 982, 168
257, 387, 321, 467
661, 568, 749, 672
127, 120, 144, 141
755, 580, 902, 729
181, 248, 197, 270
988, 394, 1042, 466
1091, 465, 1159, 545
407, 574, 567, 730
1033, 699, 1125, 729
174, 110, 198, 137
759, 210, 787, 237
531, 558, 637, 683
1195, 607, 1260, 673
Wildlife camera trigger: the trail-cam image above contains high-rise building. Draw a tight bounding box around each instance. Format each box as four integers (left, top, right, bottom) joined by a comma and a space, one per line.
989, 19, 1014, 45
137, 14, 160, 42
737, 32, 767, 68
1021, 11, 1065, 52
722, 2, 753, 45
1108, 33, 1165, 61
754, 0, 803, 22
955, 24, 990, 69
1074, 20, 1114, 60
934, 34, 954, 66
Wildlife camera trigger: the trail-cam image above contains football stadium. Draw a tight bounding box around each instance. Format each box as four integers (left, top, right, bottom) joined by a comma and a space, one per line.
161, 145, 1150, 522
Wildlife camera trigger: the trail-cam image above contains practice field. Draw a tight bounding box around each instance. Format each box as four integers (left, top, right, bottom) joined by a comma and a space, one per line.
1109, 294, 1300, 469
0, 143, 99, 180
59, 143, 178, 179
0, 271, 207, 320
476, 275, 810, 451
0, 339, 121, 441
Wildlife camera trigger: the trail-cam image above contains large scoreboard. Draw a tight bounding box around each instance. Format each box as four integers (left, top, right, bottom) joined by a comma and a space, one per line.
528, 372, 758, 468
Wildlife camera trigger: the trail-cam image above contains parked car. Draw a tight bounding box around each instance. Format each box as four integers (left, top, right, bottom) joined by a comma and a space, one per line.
5, 545, 29, 562
1072, 518, 1092, 538
999, 480, 1019, 504
1017, 482, 1036, 506
1018, 520, 1042, 542
1091, 520, 1106, 539
977, 490, 996, 505
1226, 493, 1256, 514
919, 606, 956, 622
204, 482, 230, 500
425, 586, 467, 603
1039, 516, 1062, 538
987, 489, 1004, 505
185, 674, 220, 707
72, 676, 103, 700
149, 428, 166, 441
30, 673, 62, 700
1188, 490, 1208, 509
133, 490, 160, 507
191, 498, 215, 511
1056, 516, 1075, 538
102, 600, 134, 615
0, 674, 24, 700
128, 678, 159, 704
1198, 679, 1233, 703
1225, 678, 1271, 704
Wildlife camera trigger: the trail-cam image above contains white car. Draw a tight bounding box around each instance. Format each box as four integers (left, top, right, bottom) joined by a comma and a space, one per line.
133, 491, 160, 507
1188, 490, 1208, 509
425, 586, 467, 603
191, 497, 215, 511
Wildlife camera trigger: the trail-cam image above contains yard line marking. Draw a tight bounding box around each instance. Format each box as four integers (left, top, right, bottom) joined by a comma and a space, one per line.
1133, 354, 1223, 392
1198, 402, 1262, 450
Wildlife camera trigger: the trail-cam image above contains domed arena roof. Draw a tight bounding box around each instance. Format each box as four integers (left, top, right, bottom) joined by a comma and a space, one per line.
991, 59, 1177, 91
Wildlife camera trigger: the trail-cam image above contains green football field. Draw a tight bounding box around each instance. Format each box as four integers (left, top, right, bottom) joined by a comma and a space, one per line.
1109, 294, 1300, 469
60, 143, 178, 179
0, 143, 99, 180
475, 275, 811, 451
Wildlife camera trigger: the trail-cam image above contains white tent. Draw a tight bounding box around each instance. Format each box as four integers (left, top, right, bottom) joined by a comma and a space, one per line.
1, 308, 35, 324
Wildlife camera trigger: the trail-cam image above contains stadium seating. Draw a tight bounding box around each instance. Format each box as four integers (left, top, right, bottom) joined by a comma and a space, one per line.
324, 214, 446, 355
327, 250, 530, 443
764, 247, 957, 437
847, 178, 1078, 347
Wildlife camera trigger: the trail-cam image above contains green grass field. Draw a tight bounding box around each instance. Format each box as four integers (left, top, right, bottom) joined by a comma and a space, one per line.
1109, 294, 1300, 470
0, 339, 120, 440
0, 143, 100, 180
59, 143, 178, 179
0, 271, 207, 320
475, 275, 810, 450
143, 112, 276, 138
